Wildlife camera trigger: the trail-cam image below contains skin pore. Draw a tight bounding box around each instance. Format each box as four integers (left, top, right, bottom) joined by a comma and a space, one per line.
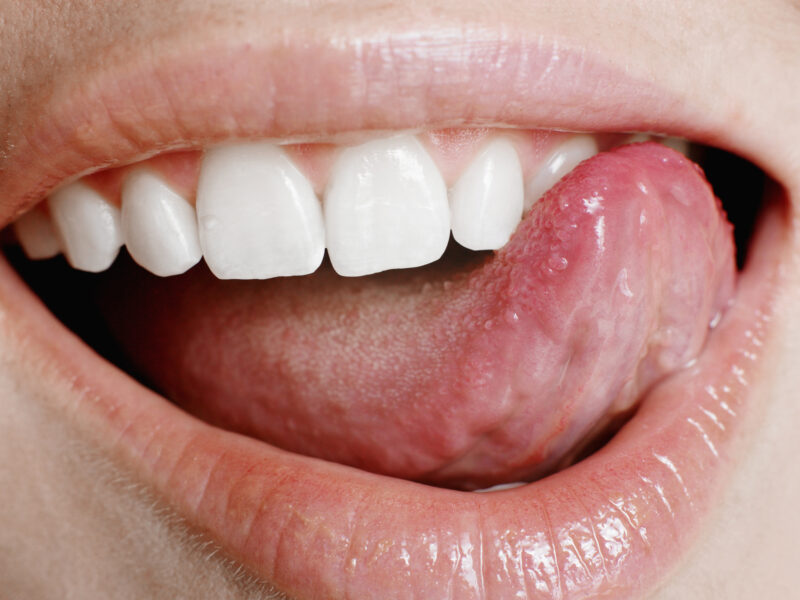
1, 0, 800, 598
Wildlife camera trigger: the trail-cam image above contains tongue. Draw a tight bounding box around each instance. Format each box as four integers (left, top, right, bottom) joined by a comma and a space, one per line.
97, 143, 735, 490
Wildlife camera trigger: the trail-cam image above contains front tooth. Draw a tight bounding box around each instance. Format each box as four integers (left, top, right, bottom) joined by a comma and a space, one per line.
13, 208, 60, 259
525, 134, 599, 211
449, 137, 524, 251
196, 143, 325, 280
324, 135, 450, 277
48, 182, 123, 272
121, 170, 202, 277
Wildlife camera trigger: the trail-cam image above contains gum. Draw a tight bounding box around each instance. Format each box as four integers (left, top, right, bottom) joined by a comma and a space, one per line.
79, 128, 581, 205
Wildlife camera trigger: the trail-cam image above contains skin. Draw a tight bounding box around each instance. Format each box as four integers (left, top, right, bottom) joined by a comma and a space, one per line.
1, 0, 800, 598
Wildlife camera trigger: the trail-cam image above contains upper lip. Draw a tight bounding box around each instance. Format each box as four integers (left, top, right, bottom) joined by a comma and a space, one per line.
0, 11, 792, 600
0, 18, 782, 227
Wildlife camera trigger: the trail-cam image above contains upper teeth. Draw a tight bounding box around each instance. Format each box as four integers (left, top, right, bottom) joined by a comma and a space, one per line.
13, 207, 61, 260
524, 134, 599, 211
12, 131, 690, 279
121, 169, 203, 277
324, 135, 450, 277
196, 142, 325, 280
449, 137, 524, 251
47, 182, 123, 273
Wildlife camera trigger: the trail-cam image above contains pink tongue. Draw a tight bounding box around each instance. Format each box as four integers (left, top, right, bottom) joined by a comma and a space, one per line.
99, 143, 735, 490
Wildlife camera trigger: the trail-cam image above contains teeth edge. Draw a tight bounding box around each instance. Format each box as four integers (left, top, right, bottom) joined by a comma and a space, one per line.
15, 132, 681, 279
449, 137, 524, 252
324, 134, 450, 277
196, 142, 326, 280
48, 182, 123, 273
121, 169, 203, 277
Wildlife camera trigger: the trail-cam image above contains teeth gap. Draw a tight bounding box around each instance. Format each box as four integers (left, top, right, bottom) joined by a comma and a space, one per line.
9, 130, 696, 279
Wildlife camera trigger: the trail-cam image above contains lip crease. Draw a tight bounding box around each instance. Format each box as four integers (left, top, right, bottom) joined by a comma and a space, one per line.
0, 29, 788, 599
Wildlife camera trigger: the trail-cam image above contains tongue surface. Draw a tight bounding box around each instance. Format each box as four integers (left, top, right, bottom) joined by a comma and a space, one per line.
98, 143, 735, 490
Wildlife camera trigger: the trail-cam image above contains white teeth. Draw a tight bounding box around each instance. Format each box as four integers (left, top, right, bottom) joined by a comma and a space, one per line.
121, 170, 202, 277
196, 142, 325, 280
48, 183, 123, 272
22, 131, 622, 278
13, 209, 60, 259
449, 138, 524, 251
525, 134, 599, 211
324, 135, 450, 277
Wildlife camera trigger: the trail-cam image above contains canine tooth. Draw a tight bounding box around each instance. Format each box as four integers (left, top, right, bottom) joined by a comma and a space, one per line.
449, 137, 524, 251
324, 135, 449, 276
525, 135, 599, 211
121, 170, 202, 277
48, 183, 122, 272
196, 143, 325, 280
661, 137, 691, 156
13, 208, 60, 259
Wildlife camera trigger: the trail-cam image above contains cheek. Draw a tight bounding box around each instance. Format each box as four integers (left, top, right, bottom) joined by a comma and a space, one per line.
0, 345, 275, 596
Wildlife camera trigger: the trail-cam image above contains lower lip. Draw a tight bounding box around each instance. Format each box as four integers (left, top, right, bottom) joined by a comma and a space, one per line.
0, 194, 783, 598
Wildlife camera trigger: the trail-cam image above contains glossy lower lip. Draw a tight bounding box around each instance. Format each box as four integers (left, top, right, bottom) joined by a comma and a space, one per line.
0, 201, 783, 598
0, 29, 788, 599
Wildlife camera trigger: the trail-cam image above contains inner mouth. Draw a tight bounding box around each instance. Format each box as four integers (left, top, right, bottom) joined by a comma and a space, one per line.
4, 128, 767, 492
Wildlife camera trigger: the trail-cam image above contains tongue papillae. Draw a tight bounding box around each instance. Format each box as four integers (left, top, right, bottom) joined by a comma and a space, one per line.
98, 143, 735, 490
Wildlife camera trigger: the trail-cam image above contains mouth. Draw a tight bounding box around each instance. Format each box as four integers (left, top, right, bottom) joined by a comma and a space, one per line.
0, 17, 790, 600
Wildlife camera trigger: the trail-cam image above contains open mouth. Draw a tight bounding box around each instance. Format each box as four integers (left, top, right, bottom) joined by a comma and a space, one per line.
0, 19, 790, 600
7, 131, 755, 491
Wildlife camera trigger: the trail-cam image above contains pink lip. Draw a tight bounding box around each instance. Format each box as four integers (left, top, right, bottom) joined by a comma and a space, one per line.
1, 26, 721, 221
0, 30, 787, 598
